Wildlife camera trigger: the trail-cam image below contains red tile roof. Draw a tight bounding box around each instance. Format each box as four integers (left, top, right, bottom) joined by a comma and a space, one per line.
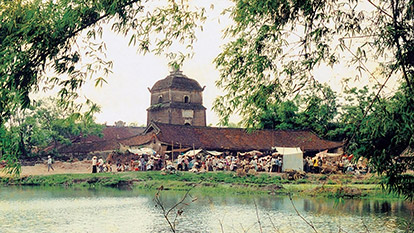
56, 126, 145, 154
55, 123, 343, 155
76, 126, 145, 143
148, 123, 343, 152
57, 140, 121, 154
120, 133, 155, 146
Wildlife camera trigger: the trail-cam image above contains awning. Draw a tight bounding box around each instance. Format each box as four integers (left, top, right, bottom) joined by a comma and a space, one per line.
183, 149, 203, 157
164, 148, 191, 154
275, 147, 302, 155
206, 151, 223, 156
128, 147, 156, 155
240, 150, 263, 156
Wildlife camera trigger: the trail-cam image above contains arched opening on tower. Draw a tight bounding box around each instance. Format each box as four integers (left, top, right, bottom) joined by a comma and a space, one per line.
184, 96, 190, 103
158, 95, 163, 103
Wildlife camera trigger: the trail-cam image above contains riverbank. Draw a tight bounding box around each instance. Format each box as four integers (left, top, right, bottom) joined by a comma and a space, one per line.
0, 169, 400, 200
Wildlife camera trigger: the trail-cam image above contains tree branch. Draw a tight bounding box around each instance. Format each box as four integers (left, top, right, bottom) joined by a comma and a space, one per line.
154, 187, 194, 232
288, 193, 318, 233
253, 199, 263, 233
347, 68, 394, 146
367, 0, 392, 18
390, 0, 414, 94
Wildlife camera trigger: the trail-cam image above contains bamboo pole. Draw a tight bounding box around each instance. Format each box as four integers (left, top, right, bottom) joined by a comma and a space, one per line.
193, 143, 195, 157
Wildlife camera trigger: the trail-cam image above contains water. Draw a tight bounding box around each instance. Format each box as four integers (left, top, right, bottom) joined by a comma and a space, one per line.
0, 186, 412, 232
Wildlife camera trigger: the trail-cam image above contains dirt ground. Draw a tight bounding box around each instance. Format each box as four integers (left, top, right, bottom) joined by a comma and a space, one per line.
14, 161, 94, 176
4, 161, 411, 179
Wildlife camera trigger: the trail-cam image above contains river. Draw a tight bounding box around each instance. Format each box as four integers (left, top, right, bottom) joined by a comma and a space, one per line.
0, 186, 412, 232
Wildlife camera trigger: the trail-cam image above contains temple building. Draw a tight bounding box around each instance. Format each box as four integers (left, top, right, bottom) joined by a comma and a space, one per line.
52, 70, 343, 159
147, 70, 206, 126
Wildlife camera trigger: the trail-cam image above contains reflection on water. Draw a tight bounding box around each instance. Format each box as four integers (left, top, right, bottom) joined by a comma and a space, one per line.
0, 186, 412, 232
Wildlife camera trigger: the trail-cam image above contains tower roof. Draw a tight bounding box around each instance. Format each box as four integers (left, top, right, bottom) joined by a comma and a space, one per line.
150, 70, 203, 92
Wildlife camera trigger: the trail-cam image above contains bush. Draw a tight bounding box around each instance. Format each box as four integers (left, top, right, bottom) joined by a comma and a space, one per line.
247, 169, 257, 176
236, 168, 246, 177
327, 180, 336, 185
319, 175, 327, 181
295, 179, 310, 184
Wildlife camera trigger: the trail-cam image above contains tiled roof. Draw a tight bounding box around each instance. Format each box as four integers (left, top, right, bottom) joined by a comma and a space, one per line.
149, 123, 343, 152
56, 126, 145, 154
55, 123, 343, 154
150, 70, 203, 92
57, 140, 121, 153
75, 126, 145, 143
120, 133, 155, 146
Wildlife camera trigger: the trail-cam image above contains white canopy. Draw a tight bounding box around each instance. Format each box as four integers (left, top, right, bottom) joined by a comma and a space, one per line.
275, 147, 303, 172
183, 149, 203, 157
128, 147, 156, 155
206, 151, 223, 156
240, 150, 263, 156
316, 151, 342, 162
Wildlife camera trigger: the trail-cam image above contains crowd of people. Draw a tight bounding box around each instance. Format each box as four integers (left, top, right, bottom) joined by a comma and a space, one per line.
303, 154, 368, 174
91, 153, 286, 174
89, 152, 367, 175
169, 154, 285, 173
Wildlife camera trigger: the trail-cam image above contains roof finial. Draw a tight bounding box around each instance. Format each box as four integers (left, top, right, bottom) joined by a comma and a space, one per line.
169, 62, 182, 75
170, 66, 182, 75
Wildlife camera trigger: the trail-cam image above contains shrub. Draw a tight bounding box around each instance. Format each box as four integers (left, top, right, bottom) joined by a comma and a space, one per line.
236, 168, 246, 177
319, 175, 327, 181
327, 180, 336, 185
295, 179, 310, 184
247, 169, 257, 176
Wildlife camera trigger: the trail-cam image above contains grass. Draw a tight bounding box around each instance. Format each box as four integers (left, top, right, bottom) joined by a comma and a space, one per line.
0, 171, 402, 199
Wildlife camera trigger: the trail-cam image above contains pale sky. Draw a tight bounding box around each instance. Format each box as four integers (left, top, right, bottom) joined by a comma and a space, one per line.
32, 1, 400, 127
82, 1, 234, 126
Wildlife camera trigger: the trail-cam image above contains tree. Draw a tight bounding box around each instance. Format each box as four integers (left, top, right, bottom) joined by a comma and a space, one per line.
3, 98, 103, 168
252, 83, 339, 139
214, 0, 414, 125
1, 0, 206, 124
256, 99, 300, 130
213, 0, 414, 198
342, 85, 414, 199
1, 0, 205, 173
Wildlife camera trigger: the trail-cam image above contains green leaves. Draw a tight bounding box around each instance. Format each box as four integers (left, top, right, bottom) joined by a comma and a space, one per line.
1, 0, 206, 174
213, 0, 414, 199
0, 0, 141, 127
120, 1, 206, 69
2, 97, 104, 168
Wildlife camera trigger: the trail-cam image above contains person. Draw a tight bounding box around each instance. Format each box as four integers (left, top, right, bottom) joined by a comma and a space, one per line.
251, 156, 258, 171
47, 155, 54, 172
207, 158, 213, 171
275, 157, 281, 172
313, 157, 320, 173
106, 161, 112, 172
166, 160, 175, 171
177, 155, 183, 171
140, 156, 146, 171
189, 157, 195, 170
279, 156, 283, 172
98, 157, 104, 173
117, 162, 123, 172
271, 156, 277, 172
217, 160, 224, 171
92, 156, 97, 173
147, 157, 154, 171
303, 158, 309, 173
130, 159, 135, 171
